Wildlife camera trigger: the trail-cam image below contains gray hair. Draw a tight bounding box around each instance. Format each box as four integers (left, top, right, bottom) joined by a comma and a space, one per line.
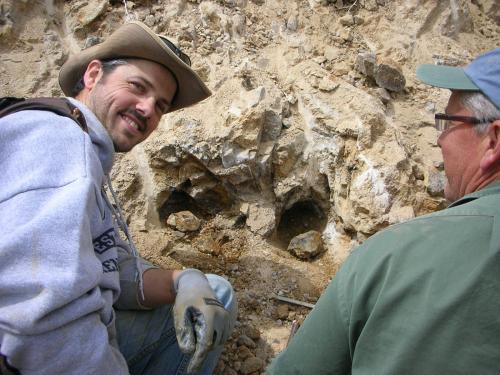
70, 59, 129, 97
458, 91, 500, 134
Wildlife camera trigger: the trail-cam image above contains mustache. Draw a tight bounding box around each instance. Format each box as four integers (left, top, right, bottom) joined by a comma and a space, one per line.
124, 109, 147, 130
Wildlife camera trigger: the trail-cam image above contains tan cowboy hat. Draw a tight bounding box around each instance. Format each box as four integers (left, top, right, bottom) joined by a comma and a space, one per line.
59, 21, 211, 113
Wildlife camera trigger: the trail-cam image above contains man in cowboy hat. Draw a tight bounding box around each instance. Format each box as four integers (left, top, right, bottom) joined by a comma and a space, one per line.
0, 21, 236, 375
268, 48, 500, 374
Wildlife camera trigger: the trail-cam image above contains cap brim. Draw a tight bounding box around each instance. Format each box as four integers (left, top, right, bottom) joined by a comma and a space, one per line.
416, 64, 479, 91
59, 21, 211, 113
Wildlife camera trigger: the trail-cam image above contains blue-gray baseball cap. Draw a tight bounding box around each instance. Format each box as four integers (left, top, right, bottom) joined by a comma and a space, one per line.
416, 48, 500, 110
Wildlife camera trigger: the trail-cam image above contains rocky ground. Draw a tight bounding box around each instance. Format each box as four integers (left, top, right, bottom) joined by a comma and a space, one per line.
1, 0, 499, 373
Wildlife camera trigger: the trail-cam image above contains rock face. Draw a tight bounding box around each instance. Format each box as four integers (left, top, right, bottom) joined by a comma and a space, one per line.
2, 0, 497, 260
2, 0, 498, 369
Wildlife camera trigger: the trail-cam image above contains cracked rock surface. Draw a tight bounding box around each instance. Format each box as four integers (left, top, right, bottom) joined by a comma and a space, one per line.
2, 0, 498, 373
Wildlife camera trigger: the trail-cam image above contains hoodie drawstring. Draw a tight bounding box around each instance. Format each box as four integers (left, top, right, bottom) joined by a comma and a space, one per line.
104, 174, 145, 301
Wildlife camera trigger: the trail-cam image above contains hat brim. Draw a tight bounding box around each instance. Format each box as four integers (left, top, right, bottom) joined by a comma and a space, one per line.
416, 64, 479, 91
59, 21, 211, 113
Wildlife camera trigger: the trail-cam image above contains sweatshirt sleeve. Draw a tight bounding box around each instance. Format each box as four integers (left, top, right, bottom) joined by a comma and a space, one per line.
114, 237, 158, 310
0, 112, 129, 374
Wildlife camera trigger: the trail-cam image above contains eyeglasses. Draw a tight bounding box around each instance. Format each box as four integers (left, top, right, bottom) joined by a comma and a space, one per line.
159, 36, 192, 67
434, 113, 497, 132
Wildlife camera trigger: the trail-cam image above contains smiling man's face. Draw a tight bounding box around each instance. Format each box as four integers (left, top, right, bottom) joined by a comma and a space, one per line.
81, 58, 177, 152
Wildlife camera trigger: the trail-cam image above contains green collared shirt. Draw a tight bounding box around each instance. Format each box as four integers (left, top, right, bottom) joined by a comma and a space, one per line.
268, 181, 500, 374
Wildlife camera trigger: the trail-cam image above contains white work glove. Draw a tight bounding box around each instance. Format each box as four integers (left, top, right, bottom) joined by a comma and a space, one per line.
173, 269, 230, 374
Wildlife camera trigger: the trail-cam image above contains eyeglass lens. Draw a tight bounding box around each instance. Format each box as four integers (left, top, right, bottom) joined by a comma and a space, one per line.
434, 113, 497, 132
435, 118, 447, 132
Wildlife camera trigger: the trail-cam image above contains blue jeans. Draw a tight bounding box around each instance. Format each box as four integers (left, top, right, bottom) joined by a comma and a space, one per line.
115, 275, 237, 375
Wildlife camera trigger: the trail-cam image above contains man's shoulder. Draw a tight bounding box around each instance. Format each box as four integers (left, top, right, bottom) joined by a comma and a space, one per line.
0, 97, 88, 132
349, 197, 499, 266
0, 105, 88, 142
0, 108, 89, 163
0, 108, 95, 200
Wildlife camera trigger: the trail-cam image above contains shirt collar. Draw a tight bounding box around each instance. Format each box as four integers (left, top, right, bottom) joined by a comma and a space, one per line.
449, 180, 500, 208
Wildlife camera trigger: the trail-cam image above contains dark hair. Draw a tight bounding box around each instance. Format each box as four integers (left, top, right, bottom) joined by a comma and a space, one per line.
70, 59, 129, 97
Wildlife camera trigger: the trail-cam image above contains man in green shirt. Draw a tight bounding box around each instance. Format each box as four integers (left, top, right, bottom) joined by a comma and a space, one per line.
268, 48, 500, 374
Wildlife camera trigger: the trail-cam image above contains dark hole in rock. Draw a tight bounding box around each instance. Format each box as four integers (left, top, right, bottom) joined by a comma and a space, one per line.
158, 190, 209, 224
193, 189, 233, 216
276, 200, 327, 248
233, 214, 247, 228
158, 187, 234, 225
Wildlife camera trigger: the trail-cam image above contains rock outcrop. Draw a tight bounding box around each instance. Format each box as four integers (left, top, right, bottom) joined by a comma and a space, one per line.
2, 0, 498, 370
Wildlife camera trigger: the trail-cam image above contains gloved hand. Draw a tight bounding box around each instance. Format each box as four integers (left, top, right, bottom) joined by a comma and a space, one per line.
173, 269, 230, 374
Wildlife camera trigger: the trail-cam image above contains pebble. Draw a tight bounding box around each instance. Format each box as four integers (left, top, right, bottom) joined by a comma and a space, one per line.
356, 51, 376, 78
234, 361, 242, 371
243, 324, 261, 340
354, 15, 365, 24
339, 14, 354, 26
237, 334, 257, 348
237, 345, 253, 360
275, 304, 289, 320
374, 87, 392, 105
84, 36, 101, 48
287, 15, 298, 31
172, 231, 185, 239
324, 46, 340, 61
427, 171, 446, 197
228, 264, 239, 272
144, 14, 155, 27
241, 356, 265, 374
425, 102, 436, 113
255, 347, 268, 362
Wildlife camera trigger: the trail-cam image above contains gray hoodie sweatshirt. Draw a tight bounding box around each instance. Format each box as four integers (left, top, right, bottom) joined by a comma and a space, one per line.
0, 98, 155, 374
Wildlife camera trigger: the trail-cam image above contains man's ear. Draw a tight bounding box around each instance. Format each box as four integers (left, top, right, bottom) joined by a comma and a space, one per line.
82, 60, 104, 91
480, 120, 500, 172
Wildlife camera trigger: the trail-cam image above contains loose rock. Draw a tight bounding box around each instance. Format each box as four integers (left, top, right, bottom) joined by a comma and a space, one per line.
223, 367, 238, 375
356, 51, 376, 78
287, 230, 325, 260
240, 356, 265, 374
287, 15, 298, 31
243, 324, 261, 340
275, 304, 289, 320
237, 334, 257, 348
166, 211, 202, 232
427, 171, 446, 197
339, 14, 354, 26
374, 61, 406, 92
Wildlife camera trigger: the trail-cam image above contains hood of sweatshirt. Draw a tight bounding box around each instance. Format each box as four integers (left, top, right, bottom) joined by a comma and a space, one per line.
67, 97, 115, 175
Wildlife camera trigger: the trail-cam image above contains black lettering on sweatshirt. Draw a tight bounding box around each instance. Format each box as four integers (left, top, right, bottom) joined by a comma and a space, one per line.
93, 228, 116, 254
